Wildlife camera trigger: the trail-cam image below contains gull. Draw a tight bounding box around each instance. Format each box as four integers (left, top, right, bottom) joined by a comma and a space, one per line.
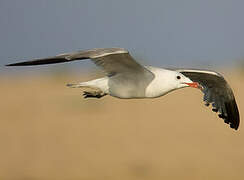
6, 48, 240, 130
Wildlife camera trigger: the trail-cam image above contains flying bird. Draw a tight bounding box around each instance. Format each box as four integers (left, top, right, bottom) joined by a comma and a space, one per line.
6, 48, 240, 130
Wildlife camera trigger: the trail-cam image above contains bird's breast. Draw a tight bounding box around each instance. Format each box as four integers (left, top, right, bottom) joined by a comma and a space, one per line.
144, 68, 176, 98
145, 78, 170, 98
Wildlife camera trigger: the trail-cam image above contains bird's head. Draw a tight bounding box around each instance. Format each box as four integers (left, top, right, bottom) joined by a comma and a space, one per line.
144, 67, 201, 98
173, 72, 200, 89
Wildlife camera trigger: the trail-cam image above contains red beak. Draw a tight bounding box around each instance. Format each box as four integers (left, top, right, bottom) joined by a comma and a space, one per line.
184, 82, 199, 88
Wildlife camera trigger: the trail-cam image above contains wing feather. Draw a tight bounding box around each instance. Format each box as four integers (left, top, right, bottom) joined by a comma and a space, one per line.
6, 48, 150, 76
6, 48, 155, 96
6, 48, 126, 66
176, 69, 240, 130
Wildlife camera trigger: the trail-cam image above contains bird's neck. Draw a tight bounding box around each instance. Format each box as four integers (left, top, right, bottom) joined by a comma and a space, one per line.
144, 66, 178, 98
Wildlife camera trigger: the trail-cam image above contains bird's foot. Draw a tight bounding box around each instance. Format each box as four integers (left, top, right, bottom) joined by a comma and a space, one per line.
83, 90, 106, 99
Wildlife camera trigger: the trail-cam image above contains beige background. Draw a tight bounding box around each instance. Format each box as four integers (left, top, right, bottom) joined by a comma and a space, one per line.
0, 70, 243, 180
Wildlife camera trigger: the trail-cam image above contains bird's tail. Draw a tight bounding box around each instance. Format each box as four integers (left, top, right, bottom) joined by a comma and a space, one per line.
66, 83, 88, 88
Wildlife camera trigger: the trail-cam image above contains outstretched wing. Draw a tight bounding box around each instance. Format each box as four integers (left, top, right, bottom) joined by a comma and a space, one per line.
6, 48, 155, 97
6, 48, 150, 76
175, 69, 240, 130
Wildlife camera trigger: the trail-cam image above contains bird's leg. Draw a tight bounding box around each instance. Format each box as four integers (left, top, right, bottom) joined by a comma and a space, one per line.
83, 89, 107, 99
67, 81, 107, 99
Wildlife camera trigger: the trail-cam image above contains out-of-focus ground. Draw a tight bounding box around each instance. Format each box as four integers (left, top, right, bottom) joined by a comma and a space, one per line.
0, 69, 243, 180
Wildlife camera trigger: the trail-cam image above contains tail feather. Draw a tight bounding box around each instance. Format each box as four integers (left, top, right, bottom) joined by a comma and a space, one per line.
66, 83, 84, 88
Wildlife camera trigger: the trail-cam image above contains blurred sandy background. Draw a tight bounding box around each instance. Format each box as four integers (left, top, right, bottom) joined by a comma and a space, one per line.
0, 69, 243, 180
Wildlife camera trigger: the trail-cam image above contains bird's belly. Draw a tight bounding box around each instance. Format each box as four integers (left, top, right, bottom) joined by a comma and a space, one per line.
108, 76, 147, 99
108, 83, 147, 99
109, 88, 146, 99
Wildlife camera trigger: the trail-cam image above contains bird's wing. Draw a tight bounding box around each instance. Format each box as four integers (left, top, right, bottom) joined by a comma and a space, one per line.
175, 69, 240, 130
6, 48, 150, 76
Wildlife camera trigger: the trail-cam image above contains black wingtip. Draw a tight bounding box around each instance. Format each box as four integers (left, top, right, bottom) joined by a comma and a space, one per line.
5, 62, 33, 66
223, 99, 240, 130
5, 63, 20, 66
5, 56, 70, 67
5, 63, 14, 66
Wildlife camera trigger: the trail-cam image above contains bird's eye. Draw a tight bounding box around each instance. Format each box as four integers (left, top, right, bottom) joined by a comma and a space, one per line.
176, 76, 181, 80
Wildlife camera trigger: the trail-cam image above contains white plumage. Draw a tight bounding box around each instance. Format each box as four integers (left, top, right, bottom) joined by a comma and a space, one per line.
6, 48, 240, 130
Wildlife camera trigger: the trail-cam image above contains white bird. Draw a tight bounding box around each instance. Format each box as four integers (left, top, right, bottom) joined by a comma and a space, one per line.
6, 48, 240, 130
